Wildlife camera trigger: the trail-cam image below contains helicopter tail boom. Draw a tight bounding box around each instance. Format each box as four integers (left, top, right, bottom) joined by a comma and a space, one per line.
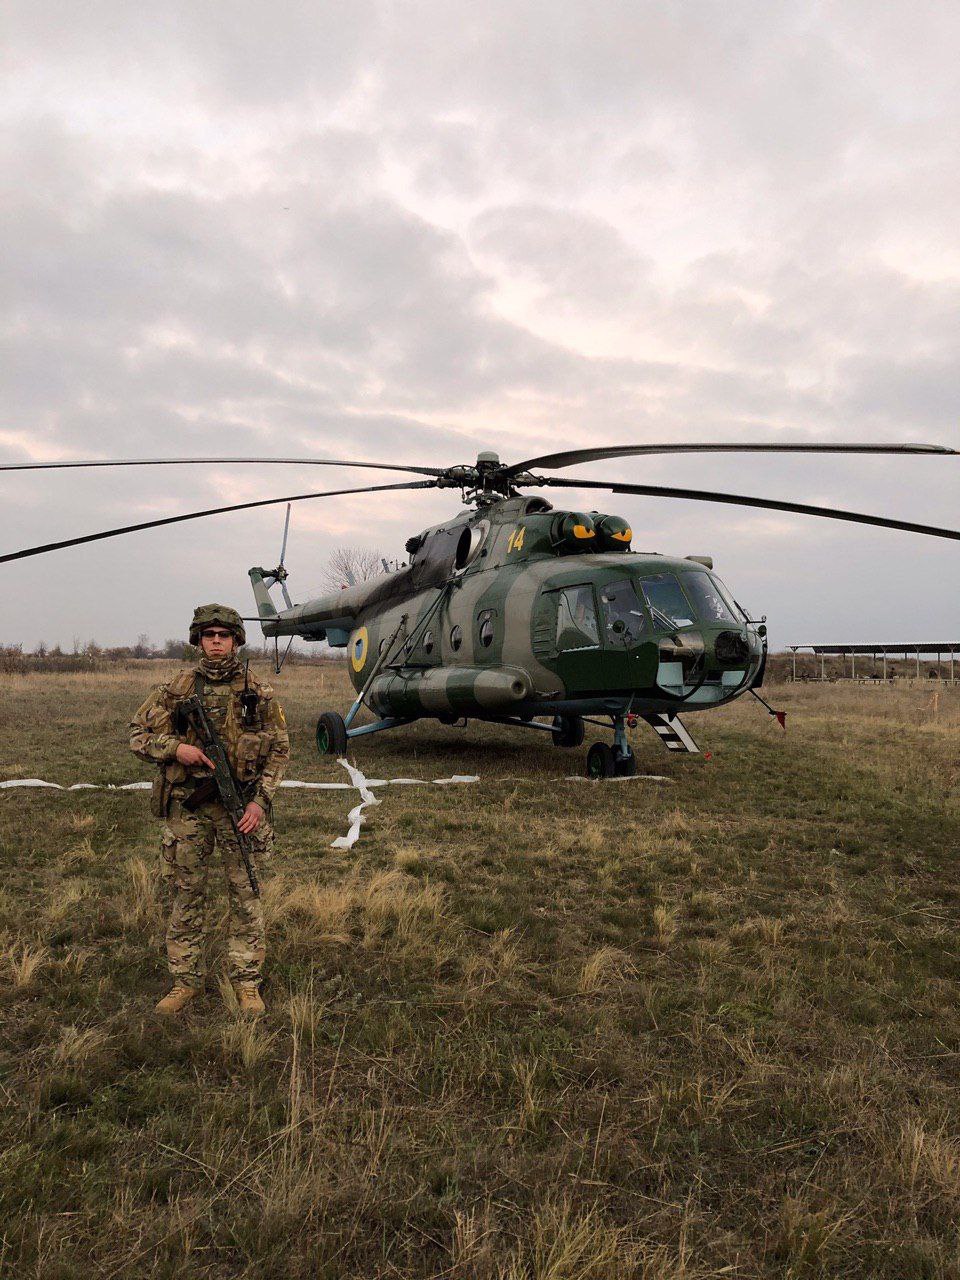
248, 566, 279, 623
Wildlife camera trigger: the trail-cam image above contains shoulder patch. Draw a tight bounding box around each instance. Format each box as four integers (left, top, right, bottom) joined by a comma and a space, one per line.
166, 668, 198, 697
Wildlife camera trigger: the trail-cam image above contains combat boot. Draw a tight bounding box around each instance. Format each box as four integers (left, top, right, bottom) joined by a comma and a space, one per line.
155, 983, 200, 1016
235, 983, 266, 1017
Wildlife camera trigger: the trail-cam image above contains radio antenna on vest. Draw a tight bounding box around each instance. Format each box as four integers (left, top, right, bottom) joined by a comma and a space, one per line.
240, 657, 260, 726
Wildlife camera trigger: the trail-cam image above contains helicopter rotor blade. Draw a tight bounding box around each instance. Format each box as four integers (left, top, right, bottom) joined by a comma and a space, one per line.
506, 441, 958, 476
535, 476, 960, 543
0, 480, 438, 565
277, 503, 293, 608
0, 455, 444, 478
279, 503, 292, 568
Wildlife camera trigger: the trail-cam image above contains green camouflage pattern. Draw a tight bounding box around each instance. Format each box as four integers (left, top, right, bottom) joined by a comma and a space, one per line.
160, 810, 273, 904
252, 495, 766, 724
131, 661, 289, 988
161, 797, 265, 987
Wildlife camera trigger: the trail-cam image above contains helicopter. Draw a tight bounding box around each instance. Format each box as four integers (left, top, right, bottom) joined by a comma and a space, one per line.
3, 441, 959, 777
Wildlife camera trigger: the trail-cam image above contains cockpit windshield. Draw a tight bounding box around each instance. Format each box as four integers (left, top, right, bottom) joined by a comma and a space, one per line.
682, 571, 742, 624
637, 574, 696, 628
637, 571, 743, 628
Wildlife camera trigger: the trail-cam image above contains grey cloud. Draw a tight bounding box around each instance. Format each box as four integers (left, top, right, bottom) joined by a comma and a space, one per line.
4, 1, 377, 107
470, 204, 654, 315
839, 355, 960, 431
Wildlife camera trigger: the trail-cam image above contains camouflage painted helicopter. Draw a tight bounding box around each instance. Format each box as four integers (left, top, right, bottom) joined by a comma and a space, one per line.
3, 442, 959, 777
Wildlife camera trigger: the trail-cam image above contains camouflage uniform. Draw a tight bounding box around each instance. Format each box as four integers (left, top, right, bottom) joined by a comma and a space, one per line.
130, 630, 289, 991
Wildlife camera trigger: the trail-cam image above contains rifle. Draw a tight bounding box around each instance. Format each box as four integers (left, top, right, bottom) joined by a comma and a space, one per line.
179, 693, 260, 898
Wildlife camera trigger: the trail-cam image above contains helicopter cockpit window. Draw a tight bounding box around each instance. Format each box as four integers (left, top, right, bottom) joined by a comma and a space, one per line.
599, 579, 647, 645
682, 571, 741, 624
638, 574, 696, 628
555, 586, 600, 650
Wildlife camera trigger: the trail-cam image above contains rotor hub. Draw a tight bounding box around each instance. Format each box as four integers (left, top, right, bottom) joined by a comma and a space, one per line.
437, 450, 536, 504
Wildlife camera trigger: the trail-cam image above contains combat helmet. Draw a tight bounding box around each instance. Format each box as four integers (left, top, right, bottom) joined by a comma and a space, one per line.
189, 603, 246, 647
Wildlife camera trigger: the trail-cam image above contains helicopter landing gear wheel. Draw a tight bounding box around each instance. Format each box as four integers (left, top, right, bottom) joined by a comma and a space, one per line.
586, 742, 616, 779
613, 747, 638, 777
316, 711, 348, 756
552, 714, 585, 748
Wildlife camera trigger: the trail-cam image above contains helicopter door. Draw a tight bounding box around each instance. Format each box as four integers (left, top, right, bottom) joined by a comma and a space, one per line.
596, 578, 658, 687
549, 585, 606, 691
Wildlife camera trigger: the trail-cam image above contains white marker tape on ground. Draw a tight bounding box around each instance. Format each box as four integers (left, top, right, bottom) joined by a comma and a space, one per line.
564, 775, 671, 783
0, 766, 479, 849
277, 780, 354, 790
0, 778, 152, 791
0, 769, 662, 847
329, 757, 380, 849
0, 775, 480, 794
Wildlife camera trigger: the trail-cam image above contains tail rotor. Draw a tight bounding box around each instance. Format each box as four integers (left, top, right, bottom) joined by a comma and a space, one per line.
266, 503, 294, 608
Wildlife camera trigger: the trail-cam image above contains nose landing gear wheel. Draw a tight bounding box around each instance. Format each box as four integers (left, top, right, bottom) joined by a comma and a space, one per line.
316, 711, 348, 756
586, 741, 615, 778
613, 747, 638, 777
552, 714, 585, 748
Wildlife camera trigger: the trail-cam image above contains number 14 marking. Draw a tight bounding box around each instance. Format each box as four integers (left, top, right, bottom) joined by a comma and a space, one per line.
507, 525, 526, 553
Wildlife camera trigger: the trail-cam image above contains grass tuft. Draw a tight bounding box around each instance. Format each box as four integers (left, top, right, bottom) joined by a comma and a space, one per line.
651, 903, 678, 947
578, 945, 630, 994
8, 941, 48, 987
221, 1018, 276, 1073
505, 1198, 633, 1279
54, 1024, 110, 1067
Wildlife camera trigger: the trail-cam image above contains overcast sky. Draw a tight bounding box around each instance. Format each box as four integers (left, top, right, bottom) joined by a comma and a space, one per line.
2, 1, 958, 652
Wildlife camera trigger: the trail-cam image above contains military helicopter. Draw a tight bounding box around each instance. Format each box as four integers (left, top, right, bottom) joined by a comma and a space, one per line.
3, 442, 959, 777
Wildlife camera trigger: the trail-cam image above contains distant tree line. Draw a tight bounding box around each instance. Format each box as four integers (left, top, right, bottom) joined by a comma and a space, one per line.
1, 546, 401, 674
0, 638, 343, 674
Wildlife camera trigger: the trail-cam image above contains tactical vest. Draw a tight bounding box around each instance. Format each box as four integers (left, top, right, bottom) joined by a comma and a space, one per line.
151, 667, 278, 817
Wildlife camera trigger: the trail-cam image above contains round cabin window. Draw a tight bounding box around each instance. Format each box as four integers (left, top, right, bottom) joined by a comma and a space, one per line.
478, 612, 495, 648
450, 625, 463, 651
423, 629, 435, 655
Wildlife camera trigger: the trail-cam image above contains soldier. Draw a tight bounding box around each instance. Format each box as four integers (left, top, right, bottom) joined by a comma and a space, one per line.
130, 604, 290, 1017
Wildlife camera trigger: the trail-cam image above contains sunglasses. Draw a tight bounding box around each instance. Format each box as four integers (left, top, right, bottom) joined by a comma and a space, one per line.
201, 629, 234, 639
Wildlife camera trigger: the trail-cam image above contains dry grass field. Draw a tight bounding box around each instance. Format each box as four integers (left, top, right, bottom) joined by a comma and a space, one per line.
2, 664, 960, 1278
